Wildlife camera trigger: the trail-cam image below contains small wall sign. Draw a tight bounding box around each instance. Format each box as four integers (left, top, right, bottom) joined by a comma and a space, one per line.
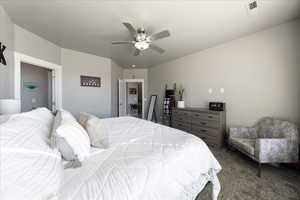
23, 82, 39, 92
80, 75, 101, 87
0, 42, 7, 66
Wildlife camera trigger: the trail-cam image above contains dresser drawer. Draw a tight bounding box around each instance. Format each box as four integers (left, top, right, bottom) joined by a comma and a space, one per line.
200, 137, 221, 148
172, 114, 190, 122
173, 110, 191, 117
192, 131, 222, 147
191, 112, 219, 121
191, 119, 219, 129
191, 125, 221, 138
172, 120, 191, 132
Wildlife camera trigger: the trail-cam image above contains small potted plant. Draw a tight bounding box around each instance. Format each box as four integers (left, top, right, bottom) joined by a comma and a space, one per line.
177, 88, 185, 108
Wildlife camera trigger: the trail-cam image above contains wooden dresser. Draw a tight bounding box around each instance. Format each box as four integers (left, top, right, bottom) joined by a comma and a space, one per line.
172, 107, 226, 148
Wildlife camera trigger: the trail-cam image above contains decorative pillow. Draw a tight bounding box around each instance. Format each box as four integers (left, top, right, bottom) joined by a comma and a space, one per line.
51, 110, 91, 167
86, 117, 110, 148
10, 107, 54, 142
12, 107, 54, 128
0, 109, 62, 200
78, 112, 97, 129
0, 114, 11, 124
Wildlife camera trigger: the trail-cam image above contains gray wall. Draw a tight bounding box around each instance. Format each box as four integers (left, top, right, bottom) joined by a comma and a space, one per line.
14, 25, 61, 65
0, 5, 122, 117
21, 63, 51, 112
149, 19, 300, 127
61, 48, 112, 118
111, 60, 123, 117
0, 6, 14, 99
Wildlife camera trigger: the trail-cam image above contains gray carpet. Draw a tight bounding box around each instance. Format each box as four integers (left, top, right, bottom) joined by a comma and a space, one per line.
198, 148, 300, 200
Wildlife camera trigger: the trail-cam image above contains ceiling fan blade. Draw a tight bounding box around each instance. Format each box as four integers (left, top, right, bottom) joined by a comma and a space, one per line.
123, 22, 137, 37
112, 41, 133, 45
132, 48, 141, 56
150, 30, 170, 41
150, 44, 165, 54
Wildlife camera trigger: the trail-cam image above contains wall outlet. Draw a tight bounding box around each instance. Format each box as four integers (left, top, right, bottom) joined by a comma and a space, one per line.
220, 88, 225, 93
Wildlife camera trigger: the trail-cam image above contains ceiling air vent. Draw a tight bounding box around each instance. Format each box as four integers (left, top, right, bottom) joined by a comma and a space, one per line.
246, 0, 259, 15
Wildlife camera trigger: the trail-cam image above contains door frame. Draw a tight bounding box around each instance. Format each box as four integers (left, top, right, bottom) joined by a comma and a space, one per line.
14, 52, 63, 111
119, 79, 145, 119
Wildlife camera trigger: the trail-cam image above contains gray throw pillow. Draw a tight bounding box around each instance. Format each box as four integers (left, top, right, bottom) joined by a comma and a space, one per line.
51, 111, 85, 168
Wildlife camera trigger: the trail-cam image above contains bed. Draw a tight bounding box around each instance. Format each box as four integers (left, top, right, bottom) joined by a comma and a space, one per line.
1, 109, 221, 200
58, 117, 221, 200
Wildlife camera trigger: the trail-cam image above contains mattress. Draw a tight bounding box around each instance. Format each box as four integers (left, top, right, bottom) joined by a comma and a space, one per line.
57, 117, 221, 200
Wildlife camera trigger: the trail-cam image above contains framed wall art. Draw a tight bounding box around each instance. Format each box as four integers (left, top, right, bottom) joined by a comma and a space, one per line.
23, 82, 39, 92
80, 75, 101, 87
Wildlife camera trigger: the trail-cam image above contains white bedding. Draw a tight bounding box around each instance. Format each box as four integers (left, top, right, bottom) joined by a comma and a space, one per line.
0, 108, 63, 200
58, 117, 221, 200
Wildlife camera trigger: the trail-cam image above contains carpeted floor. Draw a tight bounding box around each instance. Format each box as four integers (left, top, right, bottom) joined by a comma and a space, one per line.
198, 148, 300, 200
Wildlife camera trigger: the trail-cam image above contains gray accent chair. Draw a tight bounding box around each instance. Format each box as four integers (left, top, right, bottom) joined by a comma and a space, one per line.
228, 117, 299, 177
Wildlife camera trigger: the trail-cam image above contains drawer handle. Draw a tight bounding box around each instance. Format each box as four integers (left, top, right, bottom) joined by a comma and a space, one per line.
201, 122, 207, 125
195, 114, 200, 117
208, 116, 213, 119
200, 129, 207, 132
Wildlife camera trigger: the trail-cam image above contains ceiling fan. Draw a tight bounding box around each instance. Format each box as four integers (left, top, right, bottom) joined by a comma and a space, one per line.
112, 22, 170, 56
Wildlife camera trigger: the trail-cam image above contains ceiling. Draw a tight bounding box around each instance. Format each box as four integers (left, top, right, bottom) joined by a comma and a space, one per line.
1, 0, 300, 68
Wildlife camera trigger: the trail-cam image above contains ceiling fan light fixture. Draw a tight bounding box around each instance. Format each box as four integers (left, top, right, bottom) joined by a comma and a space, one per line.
134, 41, 149, 51
112, 22, 170, 55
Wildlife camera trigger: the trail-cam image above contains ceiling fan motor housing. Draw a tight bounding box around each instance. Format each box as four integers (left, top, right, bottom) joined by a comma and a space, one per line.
135, 28, 151, 50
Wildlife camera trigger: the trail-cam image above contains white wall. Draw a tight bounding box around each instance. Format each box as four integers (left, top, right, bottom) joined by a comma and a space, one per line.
0, 6, 14, 99
149, 19, 300, 127
1, 5, 122, 117
61, 48, 112, 118
111, 61, 123, 117
14, 25, 61, 65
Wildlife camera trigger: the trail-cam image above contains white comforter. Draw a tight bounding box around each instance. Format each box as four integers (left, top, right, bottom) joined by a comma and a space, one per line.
58, 117, 221, 200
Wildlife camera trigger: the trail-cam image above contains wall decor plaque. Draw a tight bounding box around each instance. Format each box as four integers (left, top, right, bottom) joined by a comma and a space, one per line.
0, 42, 7, 66
80, 75, 101, 87
23, 82, 39, 92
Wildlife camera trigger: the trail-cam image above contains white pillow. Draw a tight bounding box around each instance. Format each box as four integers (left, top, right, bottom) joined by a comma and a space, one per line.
12, 107, 54, 128
86, 117, 110, 148
52, 110, 91, 163
0, 115, 11, 124
10, 107, 54, 142
0, 109, 62, 200
78, 112, 97, 129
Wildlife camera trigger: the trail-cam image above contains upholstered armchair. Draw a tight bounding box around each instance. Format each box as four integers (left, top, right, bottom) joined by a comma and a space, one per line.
229, 117, 299, 177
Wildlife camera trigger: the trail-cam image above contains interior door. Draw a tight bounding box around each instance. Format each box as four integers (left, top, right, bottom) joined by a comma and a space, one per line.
118, 80, 126, 116
51, 70, 56, 112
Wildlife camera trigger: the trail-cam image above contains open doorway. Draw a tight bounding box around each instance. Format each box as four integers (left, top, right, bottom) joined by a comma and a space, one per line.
126, 82, 143, 118
119, 79, 145, 119
20, 62, 53, 112
14, 52, 62, 112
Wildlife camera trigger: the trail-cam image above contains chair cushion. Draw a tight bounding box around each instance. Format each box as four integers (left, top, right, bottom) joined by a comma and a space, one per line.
230, 137, 256, 156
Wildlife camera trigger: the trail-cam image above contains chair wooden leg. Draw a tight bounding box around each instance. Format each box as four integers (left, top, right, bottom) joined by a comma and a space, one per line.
258, 162, 262, 178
